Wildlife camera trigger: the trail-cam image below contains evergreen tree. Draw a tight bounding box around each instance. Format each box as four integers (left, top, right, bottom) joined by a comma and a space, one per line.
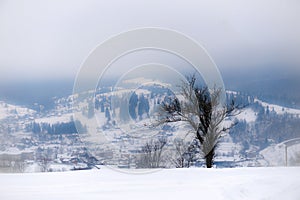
129, 92, 138, 120
138, 94, 150, 119
87, 100, 94, 118
119, 97, 130, 122
105, 107, 111, 121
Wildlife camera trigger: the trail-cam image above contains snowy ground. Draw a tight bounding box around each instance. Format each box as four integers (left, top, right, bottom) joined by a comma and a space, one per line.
0, 167, 299, 200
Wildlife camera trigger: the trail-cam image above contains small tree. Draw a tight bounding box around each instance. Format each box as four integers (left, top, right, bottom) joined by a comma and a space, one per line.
136, 137, 167, 168
171, 138, 199, 168
158, 75, 237, 168
40, 156, 51, 172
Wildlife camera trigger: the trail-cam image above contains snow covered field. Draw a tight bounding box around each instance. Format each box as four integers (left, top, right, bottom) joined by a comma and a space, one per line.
0, 167, 299, 200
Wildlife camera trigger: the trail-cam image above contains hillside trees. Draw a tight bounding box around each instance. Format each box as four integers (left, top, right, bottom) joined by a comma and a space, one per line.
27, 121, 86, 135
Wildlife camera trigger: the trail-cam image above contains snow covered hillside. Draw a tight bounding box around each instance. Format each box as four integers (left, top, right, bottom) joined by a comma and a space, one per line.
0, 167, 299, 200
0, 101, 36, 120
1, 84, 300, 171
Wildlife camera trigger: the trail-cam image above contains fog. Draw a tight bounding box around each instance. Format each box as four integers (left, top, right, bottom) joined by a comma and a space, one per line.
0, 0, 299, 83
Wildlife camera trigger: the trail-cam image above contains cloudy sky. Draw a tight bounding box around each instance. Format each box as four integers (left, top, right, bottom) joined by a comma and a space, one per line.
0, 0, 299, 82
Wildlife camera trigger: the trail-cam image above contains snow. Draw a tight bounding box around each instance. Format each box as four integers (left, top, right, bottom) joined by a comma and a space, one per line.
0, 147, 33, 155
235, 108, 257, 123
0, 101, 35, 120
226, 90, 238, 95
34, 113, 73, 125
24, 163, 42, 173
0, 167, 299, 200
122, 77, 172, 88
255, 99, 300, 116
260, 144, 287, 166
260, 143, 300, 166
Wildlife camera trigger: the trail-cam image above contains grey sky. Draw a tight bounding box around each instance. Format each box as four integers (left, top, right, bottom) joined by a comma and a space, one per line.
0, 0, 299, 81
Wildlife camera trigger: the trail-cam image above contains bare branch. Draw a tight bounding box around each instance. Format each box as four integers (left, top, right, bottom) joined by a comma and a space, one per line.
155, 74, 240, 168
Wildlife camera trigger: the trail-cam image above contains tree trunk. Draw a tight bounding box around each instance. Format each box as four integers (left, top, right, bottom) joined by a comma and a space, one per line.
205, 148, 215, 168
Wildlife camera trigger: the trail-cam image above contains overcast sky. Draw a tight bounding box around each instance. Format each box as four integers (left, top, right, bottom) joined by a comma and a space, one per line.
0, 0, 299, 82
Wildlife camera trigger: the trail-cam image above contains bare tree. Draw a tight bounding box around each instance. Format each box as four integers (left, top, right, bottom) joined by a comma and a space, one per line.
12, 161, 25, 173
171, 138, 199, 168
39, 155, 51, 172
136, 137, 167, 168
158, 75, 237, 168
